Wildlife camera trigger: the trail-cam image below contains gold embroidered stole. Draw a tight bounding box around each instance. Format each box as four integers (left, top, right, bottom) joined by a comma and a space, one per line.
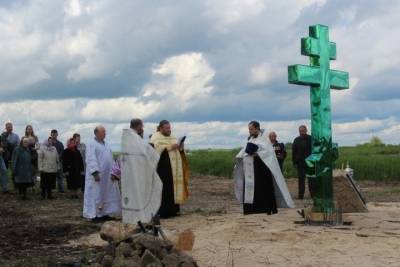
150, 132, 189, 204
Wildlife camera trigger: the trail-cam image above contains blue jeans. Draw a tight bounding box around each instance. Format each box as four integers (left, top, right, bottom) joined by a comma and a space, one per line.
0, 159, 9, 192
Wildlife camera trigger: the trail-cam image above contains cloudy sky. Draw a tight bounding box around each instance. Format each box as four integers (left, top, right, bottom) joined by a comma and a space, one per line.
1, 0, 400, 149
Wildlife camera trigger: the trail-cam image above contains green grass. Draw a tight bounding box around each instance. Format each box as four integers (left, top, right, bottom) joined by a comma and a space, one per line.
187, 144, 400, 181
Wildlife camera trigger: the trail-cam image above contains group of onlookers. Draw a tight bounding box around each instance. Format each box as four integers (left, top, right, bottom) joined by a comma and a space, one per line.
268, 125, 313, 199
0, 122, 86, 200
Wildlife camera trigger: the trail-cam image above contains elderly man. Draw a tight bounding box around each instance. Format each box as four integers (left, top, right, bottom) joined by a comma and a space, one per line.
150, 120, 190, 218
268, 132, 287, 172
292, 125, 313, 199
83, 126, 121, 222
1, 122, 20, 168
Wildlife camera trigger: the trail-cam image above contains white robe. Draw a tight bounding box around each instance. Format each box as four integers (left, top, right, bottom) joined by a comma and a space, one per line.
234, 133, 295, 208
83, 138, 121, 219
120, 129, 163, 224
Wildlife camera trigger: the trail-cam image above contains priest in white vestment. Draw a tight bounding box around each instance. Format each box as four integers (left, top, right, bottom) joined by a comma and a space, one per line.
111, 119, 163, 224
234, 121, 294, 215
83, 126, 121, 221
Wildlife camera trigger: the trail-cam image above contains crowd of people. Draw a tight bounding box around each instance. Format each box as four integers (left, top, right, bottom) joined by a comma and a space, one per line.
0, 123, 86, 200
0, 119, 314, 223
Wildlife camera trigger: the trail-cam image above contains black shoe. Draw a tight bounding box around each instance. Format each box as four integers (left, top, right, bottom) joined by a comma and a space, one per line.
100, 215, 114, 222
91, 217, 103, 223
2, 191, 9, 194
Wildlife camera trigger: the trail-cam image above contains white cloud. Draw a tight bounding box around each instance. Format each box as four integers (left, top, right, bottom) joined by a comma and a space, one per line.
143, 52, 215, 111
80, 97, 161, 121
205, 0, 266, 30
65, 0, 83, 17
1, 0, 400, 150
248, 63, 284, 85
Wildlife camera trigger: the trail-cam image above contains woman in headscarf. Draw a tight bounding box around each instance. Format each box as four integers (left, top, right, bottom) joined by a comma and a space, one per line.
63, 138, 84, 198
12, 137, 35, 200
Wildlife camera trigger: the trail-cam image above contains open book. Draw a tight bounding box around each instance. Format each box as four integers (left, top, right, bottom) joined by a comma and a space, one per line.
178, 136, 186, 146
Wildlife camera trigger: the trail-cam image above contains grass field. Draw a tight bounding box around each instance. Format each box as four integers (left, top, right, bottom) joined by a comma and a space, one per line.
187, 144, 400, 181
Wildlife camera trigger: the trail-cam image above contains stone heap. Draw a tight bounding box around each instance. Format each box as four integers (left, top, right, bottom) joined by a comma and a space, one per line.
89, 221, 198, 267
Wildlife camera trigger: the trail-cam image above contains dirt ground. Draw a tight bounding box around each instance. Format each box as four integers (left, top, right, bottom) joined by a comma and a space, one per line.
1, 177, 400, 266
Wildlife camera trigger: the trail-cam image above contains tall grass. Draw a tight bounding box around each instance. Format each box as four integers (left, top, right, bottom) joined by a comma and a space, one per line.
187, 145, 400, 181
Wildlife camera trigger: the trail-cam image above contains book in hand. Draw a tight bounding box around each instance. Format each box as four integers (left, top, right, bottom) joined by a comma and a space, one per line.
178, 136, 186, 146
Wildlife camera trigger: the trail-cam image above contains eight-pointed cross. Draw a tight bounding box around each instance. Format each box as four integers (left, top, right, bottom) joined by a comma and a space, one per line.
288, 24, 349, 212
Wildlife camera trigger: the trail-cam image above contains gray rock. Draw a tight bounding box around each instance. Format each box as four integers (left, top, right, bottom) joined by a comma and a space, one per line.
116, 242, 134, 258
141, 249, 162, 267
160, 239, 174, 252
95, 252, 105, 263
104, 243, 117, 257
100, 221, 138, 243
181, 261, 197, 267
133, 234, 162, 257
161, 254, 180, 267
124, 259, 141, 267
101, 255, 114, 267
178, 253, 198, 267
112, 256, 125, 267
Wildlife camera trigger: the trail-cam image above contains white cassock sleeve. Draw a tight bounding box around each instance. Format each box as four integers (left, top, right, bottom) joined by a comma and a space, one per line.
86, 141, 99, 176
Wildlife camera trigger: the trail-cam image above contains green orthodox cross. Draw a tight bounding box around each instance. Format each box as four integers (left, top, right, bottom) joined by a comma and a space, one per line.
288, 24, 349, 212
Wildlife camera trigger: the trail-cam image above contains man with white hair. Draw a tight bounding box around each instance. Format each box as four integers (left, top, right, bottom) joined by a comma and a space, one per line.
268, 131, 287, 172
83, 126, 121, 222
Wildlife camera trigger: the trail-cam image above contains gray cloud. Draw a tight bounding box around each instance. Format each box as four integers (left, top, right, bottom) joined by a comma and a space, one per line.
1, 0, 400, 147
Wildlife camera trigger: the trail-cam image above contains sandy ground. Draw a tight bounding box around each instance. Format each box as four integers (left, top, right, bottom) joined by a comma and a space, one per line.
1, 176, 400, 266
162, 177, 400, 267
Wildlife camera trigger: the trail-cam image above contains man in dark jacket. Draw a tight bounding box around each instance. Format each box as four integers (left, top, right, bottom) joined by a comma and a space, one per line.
50, 129, 65, 193
1, 122, 20, 168
292, 125, 313, 199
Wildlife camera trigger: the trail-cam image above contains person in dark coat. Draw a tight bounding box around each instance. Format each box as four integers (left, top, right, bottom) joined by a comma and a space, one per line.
63, 138, 84, 199
50, 129, 65, 193
292, 125, 313, 199
12, 138, 34, 200
268, 131, 287, 172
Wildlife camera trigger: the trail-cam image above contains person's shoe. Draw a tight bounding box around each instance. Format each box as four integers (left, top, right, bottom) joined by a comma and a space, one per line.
91, 217, 103, 223
2, 191, 9, 194
99, 215, 114, 222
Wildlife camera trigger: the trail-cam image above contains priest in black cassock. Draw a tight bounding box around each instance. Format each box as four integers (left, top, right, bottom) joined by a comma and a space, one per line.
150, 120, 189, 218
234, 121, 294, 215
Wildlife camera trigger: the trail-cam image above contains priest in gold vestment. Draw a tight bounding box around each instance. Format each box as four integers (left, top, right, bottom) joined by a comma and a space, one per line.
150, 120, 189, 218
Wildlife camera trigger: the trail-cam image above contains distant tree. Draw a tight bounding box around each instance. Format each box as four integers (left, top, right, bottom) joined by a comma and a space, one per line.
369, 136, 385, 146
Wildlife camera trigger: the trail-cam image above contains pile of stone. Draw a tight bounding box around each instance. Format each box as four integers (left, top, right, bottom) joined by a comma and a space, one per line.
89, 221, 198, 267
